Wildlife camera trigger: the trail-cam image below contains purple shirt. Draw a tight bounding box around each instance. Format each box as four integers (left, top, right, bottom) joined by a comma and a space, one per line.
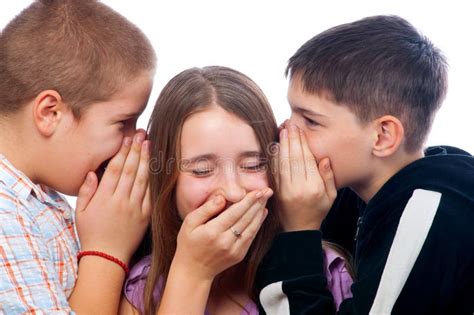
124, 249, 353, 313
323, 247, 354, 311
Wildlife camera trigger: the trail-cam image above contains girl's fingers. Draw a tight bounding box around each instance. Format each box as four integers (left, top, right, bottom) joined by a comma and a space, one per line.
115, 132, 146, 196
238, 207, 268, 247
96, 136, 132, 195
207, 190, 265, 233
130, 140, 150, 203
227, 189, 273, 236
185, 195, 227, 228
218, 206, 269, 263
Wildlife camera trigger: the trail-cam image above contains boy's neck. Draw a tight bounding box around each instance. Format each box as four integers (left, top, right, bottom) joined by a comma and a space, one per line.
353, 149, 425, 203
0, 112, 39, 183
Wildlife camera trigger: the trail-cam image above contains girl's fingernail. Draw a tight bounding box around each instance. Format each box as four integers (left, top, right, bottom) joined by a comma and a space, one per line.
214, 195, 223, 205
256, 190, 264, 198
264, 188, 273, 199
280, 128, 288, 139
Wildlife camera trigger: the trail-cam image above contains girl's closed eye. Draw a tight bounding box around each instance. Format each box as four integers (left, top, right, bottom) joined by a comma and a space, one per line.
187, 159, 215, 177
240, 158, 267, 172
191, 168, 214, 176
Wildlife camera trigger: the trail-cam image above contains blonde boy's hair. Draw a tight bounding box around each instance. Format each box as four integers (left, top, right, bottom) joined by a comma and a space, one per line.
0, 0, 156, 117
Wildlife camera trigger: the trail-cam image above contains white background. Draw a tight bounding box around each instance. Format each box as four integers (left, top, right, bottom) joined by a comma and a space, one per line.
2, 1, 473, 155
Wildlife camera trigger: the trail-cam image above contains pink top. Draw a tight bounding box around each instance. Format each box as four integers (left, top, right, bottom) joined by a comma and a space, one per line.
124, 248, 353, 313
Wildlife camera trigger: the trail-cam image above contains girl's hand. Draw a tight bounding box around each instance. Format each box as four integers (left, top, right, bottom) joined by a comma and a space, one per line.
172, 188, 272, 281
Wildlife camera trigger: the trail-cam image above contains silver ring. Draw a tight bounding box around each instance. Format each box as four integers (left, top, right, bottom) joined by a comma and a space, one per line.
230, 227, 241, 238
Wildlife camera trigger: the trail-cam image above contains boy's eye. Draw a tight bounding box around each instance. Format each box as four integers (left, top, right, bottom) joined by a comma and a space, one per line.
117, 118, 137, 128
303, 116, 319, 127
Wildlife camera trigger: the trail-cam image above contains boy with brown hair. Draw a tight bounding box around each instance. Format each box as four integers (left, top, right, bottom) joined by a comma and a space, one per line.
257, 15, 474, 314
0, 0, 156, 313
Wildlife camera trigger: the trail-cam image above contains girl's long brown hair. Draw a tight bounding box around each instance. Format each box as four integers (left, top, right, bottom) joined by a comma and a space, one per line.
143, 66, 281, 314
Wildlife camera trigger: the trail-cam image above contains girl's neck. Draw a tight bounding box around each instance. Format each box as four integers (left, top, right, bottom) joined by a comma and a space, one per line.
207, 265, 251, 315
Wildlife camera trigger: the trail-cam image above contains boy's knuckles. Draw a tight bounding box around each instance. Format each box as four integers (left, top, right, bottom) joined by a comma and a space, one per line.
131, 144, 142, 154
121, 165, 136, 177
133, 177, 147, 188
105, 163, 122, 176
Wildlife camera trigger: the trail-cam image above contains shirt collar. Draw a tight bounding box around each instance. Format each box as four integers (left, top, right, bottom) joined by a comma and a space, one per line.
0, 154, 65, 210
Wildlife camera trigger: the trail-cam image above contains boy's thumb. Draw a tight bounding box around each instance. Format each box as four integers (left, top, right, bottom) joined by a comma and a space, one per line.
76, 171, 98, 212
319, 158, 337, 201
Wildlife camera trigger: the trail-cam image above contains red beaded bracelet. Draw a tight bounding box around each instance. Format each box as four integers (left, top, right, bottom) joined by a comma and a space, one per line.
77, 251, 130, 275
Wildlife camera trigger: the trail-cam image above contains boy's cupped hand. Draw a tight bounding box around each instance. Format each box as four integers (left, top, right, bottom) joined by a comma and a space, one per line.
276, 124, 337, 231
75, 129, 151, 264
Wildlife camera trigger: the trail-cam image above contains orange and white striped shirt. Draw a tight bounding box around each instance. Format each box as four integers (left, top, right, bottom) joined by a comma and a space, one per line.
0, 154, 79, 314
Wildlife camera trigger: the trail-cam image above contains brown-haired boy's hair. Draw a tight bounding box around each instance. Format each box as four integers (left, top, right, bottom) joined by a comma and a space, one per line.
286, 15, 448, 153
0, 0, 156, 117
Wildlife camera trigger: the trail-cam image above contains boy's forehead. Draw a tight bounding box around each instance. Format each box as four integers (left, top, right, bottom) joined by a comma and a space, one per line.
115, 102, 147, 118
85, 73, 152, 119
287, 79, 357, 121
79, 98, 147, 122
287, 79, 325, 113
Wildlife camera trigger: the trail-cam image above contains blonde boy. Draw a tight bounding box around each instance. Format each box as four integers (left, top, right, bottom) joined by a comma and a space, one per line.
0, 0, 155, 313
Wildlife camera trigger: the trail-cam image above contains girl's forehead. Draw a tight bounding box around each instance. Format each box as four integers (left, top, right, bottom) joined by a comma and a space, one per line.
180, 109, 261, 158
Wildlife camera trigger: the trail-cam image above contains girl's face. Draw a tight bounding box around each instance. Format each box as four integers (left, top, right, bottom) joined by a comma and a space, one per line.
175, 105, 269, 219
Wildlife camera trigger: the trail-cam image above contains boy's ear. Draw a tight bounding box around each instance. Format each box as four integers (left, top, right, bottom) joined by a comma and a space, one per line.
32, 90, 66, 137
371, 115, 404, 157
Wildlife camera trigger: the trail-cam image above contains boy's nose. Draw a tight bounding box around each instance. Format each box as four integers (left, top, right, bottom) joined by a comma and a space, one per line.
288, 115, 298, 128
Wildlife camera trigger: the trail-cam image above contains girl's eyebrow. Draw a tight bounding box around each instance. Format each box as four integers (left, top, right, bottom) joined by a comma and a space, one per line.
182, 151, 263, 164
181, 154, 217, 164
240, 151, 263, 158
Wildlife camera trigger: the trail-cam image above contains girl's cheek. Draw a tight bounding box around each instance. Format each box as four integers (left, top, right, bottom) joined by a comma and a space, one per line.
176, 177, 214, 218
241, 172, 269, 190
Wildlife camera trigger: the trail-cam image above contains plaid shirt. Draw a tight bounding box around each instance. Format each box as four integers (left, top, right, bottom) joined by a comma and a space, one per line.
0, 154, 79, 314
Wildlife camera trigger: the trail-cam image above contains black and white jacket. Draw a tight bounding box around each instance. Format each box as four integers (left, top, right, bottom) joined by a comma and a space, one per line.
256, 146, 474, 314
